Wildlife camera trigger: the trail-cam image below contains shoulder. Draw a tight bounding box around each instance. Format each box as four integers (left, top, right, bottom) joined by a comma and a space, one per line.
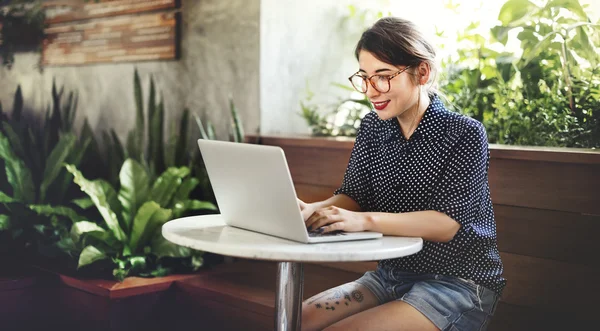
361, 111, 398, 132
358, 111, 388, 137
360, 111, 379, 127
444, 111, 487, 145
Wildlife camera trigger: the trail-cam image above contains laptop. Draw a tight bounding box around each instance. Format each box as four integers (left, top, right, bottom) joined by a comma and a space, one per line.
197, 139, 383, 244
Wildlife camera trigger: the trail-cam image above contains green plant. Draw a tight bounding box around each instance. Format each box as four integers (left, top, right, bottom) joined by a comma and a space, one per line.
63, 159, 217, 280
299, 82, 371, 137
121, 69, 247, 207
0, 0, 46, 69
438, 0, 599, 148
0, 81, 93, 256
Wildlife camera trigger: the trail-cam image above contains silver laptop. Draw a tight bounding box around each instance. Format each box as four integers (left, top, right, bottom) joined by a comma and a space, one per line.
197, 139, 383, 243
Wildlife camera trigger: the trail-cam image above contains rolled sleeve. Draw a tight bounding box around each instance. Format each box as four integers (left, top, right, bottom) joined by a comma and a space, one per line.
428, 122, 489, 227
333, 114, 374, 211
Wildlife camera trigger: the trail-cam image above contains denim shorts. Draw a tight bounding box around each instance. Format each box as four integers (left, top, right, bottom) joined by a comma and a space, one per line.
355, 266, 500, 331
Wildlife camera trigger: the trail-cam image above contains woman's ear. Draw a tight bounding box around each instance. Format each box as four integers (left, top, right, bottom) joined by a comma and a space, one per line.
418, 62, 431, 85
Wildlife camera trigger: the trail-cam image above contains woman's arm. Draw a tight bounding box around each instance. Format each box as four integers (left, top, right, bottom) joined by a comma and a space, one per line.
364, 210, 460, 242
305, 207, 460, 243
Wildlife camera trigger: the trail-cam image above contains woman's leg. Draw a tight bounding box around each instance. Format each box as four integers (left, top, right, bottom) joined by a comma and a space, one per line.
324, 275, 499, 331
301, 282, 379, 331
324, 300, 439, 331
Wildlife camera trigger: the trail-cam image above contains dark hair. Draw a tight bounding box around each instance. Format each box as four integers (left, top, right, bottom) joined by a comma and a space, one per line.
354, 17, 438, 93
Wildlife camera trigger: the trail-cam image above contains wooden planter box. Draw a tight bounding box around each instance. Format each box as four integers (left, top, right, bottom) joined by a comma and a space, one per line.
0, 260, 45, 331
0, 254, 228, 331
255, 134, 600, 331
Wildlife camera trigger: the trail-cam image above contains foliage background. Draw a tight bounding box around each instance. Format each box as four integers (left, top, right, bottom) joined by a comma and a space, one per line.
299, 0, 600, 148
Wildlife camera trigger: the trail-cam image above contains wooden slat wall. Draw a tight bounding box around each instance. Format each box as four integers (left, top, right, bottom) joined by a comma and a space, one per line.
258, 135, 600, 329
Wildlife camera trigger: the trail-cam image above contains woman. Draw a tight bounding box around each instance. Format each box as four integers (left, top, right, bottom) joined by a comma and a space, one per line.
299, 17, 505, 331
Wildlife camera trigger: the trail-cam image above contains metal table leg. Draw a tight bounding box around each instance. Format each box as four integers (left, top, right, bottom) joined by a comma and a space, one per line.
275, 262, 304, 331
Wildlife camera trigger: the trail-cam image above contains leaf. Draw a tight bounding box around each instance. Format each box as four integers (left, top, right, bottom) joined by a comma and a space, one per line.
341, 98, 371, 108
71, 197, 94, 209
190, 254, 204, 270
0, 191, 15, 203
55, 136, 92, 203
496, 54, 517, 82
0, 215, 10, 230
165, 120, 177, 168
229, 96, 245, 143
68, 91, 78, 132
172, 199, 217, 218
113, 267, 129, 281
62, 91, 73, 132
27, 204, 83, 223
2, 121, 25, 160
70, 221, 106, 243
48, 79, 62, 154
194, 113, 211, 140
150, 230, 191, 258
12, 85, 23, 122
78, 245, 107, 269
128, 256, 147, 273
55, 236, 78, 257
148, 167, 190, 208
186, 200, 217, 210
0, 131, 35, 203
133, 68, 145, 159
522, 31, 558, 67
40, 133, 77, 202
98, 180, 123, 224
206, 121, 216, 140
110, 130, 125, 163
498, 0, 537, 26
149, 266, 172, 277
129, 201, 172, 253
118, 159, 150, 232
174, 108, 189, 166
546, 0, 588, 21
330, 82, 355, 92
491, 26, 511, 45
151, 96, 165, 174
66, 164, 127, 242
172, 177, 200, 202
104, 132, 123, 186
146, 75, 156, 161
572, 26, 598, 67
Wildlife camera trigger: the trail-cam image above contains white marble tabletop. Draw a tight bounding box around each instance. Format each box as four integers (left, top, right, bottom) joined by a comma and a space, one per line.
162, 214, 423, 262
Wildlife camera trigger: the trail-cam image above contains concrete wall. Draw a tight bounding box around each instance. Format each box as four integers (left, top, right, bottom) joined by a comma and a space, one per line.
259, 0, 365, 135
0, 0, 260, 142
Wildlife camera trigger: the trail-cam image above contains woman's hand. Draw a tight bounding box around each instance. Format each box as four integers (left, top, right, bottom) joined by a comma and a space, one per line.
298, 198, 318, 222
305, 206, 370, 233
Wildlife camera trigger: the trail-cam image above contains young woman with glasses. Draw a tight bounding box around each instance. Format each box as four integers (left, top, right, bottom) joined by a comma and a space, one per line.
298, 17, 505, 331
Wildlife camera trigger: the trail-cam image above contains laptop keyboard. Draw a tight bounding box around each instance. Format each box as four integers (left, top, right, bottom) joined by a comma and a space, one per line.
308, 230, 346, 237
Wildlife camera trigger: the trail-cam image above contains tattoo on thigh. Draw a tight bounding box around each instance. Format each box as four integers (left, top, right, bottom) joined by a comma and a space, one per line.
307, 284, 365, 312
351, 290, 364, 302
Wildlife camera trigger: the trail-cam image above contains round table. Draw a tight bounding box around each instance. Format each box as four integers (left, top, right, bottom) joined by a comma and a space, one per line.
163, 214, 423, 331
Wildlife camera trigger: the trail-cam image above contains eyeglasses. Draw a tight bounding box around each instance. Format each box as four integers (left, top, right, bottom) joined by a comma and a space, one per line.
348, 66, 411, 94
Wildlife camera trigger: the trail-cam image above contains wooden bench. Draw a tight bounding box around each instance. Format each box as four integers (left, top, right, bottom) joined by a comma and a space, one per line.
3, 135, 598, 330
168, 260, 362, 330
247, 135, 600, 330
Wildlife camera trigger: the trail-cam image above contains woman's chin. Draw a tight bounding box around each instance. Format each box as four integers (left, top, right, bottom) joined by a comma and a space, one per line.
373, 110, 395, 121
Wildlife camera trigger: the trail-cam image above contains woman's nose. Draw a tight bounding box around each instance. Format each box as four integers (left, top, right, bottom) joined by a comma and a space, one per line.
365, 84, 380, 99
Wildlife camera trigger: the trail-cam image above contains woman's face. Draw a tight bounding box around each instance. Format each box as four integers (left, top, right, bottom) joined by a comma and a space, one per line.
357, 50, 420, 121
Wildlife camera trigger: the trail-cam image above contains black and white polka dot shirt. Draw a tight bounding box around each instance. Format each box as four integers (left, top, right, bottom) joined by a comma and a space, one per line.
334, 95, 506, 294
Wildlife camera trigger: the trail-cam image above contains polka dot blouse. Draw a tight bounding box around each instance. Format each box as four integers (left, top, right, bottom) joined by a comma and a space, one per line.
334, 95, 506, 294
